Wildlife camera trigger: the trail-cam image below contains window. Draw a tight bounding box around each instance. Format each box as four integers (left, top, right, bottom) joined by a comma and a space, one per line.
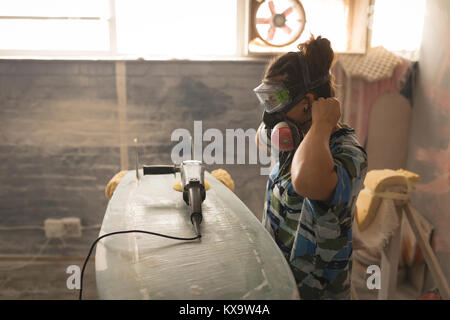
0, 0, 111, 53
370, 0, 426, 59
248, 0, 370, 54
0, 0, 238, 57
114, 0, 237, 58
0, 0, 427, 59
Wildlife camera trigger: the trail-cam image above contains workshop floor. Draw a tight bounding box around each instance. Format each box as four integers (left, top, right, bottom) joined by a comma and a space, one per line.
2, 254, 446, 300
0, 259, 414, 300
0, 259, 98, 300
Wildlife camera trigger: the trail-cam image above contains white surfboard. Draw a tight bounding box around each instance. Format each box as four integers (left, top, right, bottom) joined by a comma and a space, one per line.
95, 170, 299, 299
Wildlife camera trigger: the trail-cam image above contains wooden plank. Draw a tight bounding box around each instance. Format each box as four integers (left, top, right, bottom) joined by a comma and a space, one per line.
403, 203, 450, 300
378, 199, 402, 300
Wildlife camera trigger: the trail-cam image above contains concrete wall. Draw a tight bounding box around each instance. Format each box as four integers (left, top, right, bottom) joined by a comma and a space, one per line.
405, 0, 450, 286
0, 59, 269, 256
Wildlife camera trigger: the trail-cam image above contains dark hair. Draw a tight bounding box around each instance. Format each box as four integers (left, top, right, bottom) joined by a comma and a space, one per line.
263, 35, 336, 100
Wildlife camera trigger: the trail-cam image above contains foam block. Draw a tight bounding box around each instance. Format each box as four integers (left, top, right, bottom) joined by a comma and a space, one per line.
356, 169, 419, 231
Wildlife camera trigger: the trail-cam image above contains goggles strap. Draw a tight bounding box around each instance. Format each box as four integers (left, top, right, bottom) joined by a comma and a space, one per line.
296, 51, 331, 93
280, 91, 305, 114
297, 51, 311, 86
274, 52, 330, 114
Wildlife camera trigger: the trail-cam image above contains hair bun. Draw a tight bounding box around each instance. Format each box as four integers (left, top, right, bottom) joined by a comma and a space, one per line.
298, 35, 334, 76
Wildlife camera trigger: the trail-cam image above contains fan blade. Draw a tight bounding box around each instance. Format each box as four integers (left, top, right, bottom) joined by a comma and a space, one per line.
256, 18, 271, 24
268, 1, 276, 15
283, 7, 293, 16
267, 27, 276, 41
282, 25, 292, 34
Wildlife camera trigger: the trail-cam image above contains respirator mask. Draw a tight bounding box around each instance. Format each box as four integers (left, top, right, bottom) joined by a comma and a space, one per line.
253, 51, 331, 152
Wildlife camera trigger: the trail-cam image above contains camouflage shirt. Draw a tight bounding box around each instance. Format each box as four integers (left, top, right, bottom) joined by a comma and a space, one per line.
262, 125, 368, 300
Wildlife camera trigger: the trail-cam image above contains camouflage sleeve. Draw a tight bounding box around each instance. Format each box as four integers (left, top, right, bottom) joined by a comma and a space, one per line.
327, 140, 368, 207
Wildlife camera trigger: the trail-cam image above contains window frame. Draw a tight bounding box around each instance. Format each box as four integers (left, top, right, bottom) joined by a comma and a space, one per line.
0, 0, 118, 57
245, 0, 372, 57
0, 0, 373, 60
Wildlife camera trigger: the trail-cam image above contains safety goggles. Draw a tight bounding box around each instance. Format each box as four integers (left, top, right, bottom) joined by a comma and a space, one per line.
253, 51, 331, 114
253, 81, 296, 114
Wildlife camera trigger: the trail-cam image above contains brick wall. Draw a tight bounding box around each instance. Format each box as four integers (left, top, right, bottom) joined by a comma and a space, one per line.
0, 59, 269, 255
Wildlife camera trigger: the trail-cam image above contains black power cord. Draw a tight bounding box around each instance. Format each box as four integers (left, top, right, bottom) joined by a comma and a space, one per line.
79, 230, 201, 300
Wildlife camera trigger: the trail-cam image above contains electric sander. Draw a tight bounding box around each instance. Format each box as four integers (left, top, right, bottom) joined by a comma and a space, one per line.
143, 160, 206, 236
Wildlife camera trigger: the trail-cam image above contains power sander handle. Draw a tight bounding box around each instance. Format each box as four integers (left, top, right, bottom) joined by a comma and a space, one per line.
143, 165, 179, 175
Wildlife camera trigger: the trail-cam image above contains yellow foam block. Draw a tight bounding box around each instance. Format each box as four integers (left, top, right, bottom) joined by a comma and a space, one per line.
173, 180, 210, 192
356, 169, 420, 231
211, 169, 235, 192
355, 189, 375, 230
173, 169, 235, 192
364, 169, 419, 193
105, 170, 128, 199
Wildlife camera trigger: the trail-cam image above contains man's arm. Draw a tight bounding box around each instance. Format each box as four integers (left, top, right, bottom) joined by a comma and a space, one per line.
290, 98, 341, 201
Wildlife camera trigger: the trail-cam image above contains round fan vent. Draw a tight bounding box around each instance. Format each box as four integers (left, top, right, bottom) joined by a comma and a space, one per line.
254, 0, 306, 47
